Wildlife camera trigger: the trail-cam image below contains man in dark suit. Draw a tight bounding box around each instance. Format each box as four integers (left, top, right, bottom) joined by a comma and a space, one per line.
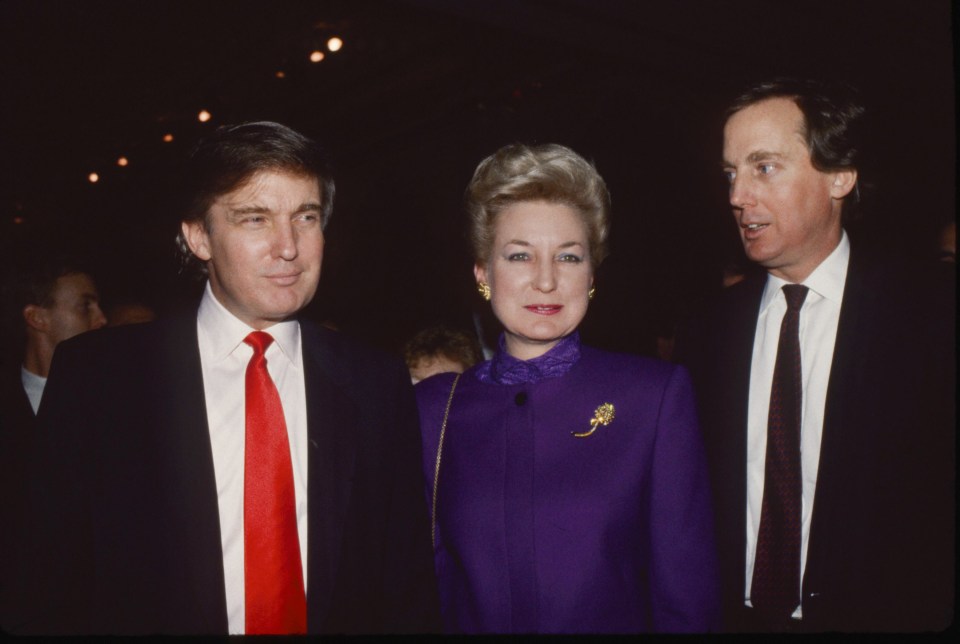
677, 79, 954, 632
1, 262, 106, 426
19, 122, 440, 634
1, 261, 106, 629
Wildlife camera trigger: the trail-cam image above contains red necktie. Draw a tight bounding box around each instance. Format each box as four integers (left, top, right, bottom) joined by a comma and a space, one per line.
243, 331, 306, 634
751, 284, 808, 619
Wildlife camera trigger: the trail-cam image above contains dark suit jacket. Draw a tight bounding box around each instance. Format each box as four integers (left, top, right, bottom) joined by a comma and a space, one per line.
0, 366, 38, 631
17, 312, 440, 635
677, 246, 955, 632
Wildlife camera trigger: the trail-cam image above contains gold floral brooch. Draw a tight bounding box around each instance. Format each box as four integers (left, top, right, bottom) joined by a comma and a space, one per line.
573, 402, 616, 438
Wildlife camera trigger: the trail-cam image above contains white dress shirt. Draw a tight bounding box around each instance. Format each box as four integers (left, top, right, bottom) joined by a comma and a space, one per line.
196, 283, 309, 634
745, 232, 849, 618
20, 366, 46, 415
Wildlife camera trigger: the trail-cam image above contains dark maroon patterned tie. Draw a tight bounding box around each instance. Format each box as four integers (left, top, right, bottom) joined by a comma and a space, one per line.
752, 284, 808, 619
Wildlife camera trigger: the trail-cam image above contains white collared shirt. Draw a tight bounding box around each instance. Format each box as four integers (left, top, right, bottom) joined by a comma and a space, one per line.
20, 365, 46, 415
745, 232, 850, 618
196, 283, 309, 634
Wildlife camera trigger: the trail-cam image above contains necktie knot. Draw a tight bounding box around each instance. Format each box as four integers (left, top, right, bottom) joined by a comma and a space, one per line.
244, 331, 275, 357
782, 284, 809, 312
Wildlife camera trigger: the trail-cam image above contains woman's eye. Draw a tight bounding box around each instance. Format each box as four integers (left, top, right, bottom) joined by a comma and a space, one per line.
507, 253, 529, 261
558, 254, 582, 263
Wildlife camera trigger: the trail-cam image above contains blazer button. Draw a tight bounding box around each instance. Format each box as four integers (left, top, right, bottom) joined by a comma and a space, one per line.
515, 392, 528, 406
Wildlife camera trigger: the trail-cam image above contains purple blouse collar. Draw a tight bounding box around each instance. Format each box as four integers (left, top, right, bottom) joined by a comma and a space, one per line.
476, 332, 582, 385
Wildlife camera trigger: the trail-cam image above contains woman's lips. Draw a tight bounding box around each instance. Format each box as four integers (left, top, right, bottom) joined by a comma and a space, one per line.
524, 305, 562, 315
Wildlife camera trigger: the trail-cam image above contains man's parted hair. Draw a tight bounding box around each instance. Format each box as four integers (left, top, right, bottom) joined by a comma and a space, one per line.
726, 78, 866, 218
174, 121, 335, 275
465, 143, 611, 267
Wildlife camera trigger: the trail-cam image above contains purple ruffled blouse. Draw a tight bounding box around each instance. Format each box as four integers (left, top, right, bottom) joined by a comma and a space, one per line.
475, 332, 582, 386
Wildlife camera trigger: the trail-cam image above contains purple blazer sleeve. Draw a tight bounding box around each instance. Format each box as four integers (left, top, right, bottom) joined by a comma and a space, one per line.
647, 365, 721, 631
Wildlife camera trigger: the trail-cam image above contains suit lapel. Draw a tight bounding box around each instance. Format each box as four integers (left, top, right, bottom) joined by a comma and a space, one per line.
803, 246, 868, 591
154, 314, 229, 632
723, 274, 766, 598
299, 322, 361, 631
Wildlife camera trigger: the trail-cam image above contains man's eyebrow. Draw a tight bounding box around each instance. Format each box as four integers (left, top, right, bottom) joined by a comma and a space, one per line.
721, 150, 785, 168
227, 202, 322, 216
229, 205, 269, 216
746, 150, 784, 163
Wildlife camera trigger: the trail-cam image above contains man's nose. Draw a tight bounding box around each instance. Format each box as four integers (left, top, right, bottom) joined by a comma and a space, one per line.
273, 221, 298, 260
729, 175, 755, 209
91, 305, 107, 329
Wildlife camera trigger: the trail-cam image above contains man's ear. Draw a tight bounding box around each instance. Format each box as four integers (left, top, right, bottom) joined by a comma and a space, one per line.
23, 304, 48, 332
181, 220, 212, 261
830, 169, 858, 200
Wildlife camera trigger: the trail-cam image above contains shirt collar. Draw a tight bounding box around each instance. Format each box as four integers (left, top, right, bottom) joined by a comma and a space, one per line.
477, 331, 582, 385
196, 282, 302, 366
760, 230, 850, 312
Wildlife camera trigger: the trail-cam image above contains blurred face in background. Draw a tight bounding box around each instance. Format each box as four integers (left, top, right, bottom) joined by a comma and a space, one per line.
409, 354, 467, 384
475, 200, 593, 361
44, 272, 107, 344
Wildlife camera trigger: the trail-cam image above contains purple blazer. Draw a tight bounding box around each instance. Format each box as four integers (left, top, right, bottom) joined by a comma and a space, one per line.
415, 333, 720, 633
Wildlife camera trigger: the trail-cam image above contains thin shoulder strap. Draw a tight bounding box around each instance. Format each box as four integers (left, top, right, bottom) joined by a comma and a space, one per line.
431, 373, 461, 549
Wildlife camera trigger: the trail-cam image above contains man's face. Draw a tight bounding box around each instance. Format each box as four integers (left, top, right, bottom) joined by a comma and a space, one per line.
182, 170, 325, 329
45, 273, 107, 345
722, 97, 856, 283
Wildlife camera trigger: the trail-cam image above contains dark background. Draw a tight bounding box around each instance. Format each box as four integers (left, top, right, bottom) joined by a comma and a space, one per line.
1, 0, 954, 357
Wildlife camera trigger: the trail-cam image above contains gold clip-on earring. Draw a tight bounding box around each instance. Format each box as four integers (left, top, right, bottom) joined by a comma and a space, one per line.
477, 282, 491, 301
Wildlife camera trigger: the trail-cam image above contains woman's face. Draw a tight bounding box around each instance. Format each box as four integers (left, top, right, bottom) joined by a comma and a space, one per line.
475, 200, 593, 361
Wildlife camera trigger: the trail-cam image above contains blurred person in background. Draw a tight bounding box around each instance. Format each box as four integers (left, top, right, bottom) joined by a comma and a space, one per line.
1, 259, 105, 629
403, 325, 482, 384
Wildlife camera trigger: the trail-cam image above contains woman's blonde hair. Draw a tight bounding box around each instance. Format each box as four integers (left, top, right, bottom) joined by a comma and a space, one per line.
465, 143, 610, 266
